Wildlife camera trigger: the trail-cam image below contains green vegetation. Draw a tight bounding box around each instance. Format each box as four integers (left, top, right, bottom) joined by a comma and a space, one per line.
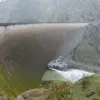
0, 64, 100, 100
41, 75, 100, 100
0, 64, 20, 100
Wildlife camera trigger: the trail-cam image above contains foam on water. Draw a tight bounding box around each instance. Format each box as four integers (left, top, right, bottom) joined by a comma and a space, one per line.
48, 56, 95, 83
49, 68, 94, 83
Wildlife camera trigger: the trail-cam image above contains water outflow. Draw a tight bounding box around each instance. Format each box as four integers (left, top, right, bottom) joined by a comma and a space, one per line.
48, 56, 100, 74
48, 22, 100, 83
48, 56, 95, 83
0, 23, 88, 92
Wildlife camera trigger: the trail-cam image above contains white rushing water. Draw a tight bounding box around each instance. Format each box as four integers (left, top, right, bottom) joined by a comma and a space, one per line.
48, 56, 95, 83
49, 68, 94, 83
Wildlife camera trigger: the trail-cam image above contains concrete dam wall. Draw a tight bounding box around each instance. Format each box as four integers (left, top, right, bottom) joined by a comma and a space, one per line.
0, 23, 88, 90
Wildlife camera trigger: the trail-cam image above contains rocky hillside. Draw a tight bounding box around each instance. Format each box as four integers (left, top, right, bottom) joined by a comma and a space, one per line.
0, 0, 100, 23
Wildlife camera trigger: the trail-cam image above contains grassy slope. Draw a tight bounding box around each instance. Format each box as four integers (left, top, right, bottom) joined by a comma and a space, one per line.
0, 65, 20, 100
41, 75, 100, 100
73, 75, 100, 100
0, 64, 100, 100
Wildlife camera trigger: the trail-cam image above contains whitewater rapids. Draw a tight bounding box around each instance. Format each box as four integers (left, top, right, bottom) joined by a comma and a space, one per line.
47, 56, 95, 83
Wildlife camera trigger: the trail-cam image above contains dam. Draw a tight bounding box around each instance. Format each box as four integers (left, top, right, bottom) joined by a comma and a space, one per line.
0, 23, 88, 92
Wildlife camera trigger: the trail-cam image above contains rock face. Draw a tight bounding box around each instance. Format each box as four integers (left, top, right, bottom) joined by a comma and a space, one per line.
0, 96, 7, 100
0, 0, 100, 23
16, 88, 51, 100
73, 22, 100, 66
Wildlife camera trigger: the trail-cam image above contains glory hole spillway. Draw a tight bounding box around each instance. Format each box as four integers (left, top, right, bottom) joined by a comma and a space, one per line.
0, 23, 88, 92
